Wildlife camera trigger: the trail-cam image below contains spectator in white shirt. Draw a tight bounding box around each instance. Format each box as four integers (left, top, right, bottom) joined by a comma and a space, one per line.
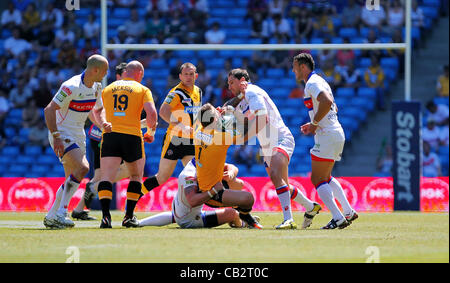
422, 141, 442, 177
361, 3, 386, 29
83, 13, 100, 39
55, 24, 75, 48
205, 22, 226, 44
124, 8, 146, 39
146, 0, 169, 15
3, 28, 32, 58
262, 13, 291, 43
423, 118, 441, 151
1, 1, 22, 29
384, 0, 404, 36
426, 100, 449, 126
40, 2, 63, 29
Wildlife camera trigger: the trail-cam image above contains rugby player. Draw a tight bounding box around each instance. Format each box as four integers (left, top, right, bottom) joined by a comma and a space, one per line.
140, 62, 202, 196
225, 69, 321, 229
293, 53, 358, 229
93, 60, 157, 228
43, 54, 109, 229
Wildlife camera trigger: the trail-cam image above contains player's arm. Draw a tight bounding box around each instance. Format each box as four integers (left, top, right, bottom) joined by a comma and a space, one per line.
91, 106, 111, 133
184, 184, 224, 208
88, 111, 102, 129
223, 163, 244, 190
44, 100, 64, 158
160, 98, 192, 135
301, 90, 333, 135
143, 101, 157, 143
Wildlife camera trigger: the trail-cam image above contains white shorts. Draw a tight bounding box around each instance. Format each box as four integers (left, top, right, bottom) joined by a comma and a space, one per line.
48, 130, 86, 162
310, 127, 345, 162
173, 161, 205, 228
259, 126, 295, 167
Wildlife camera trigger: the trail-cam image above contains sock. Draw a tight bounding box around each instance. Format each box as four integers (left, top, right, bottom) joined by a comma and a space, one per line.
316, 182, 344, 221
142, 176, 159, 194
138, 211, 175, 226
47, 184, 64, 218
98, 181, 113, 218
290, 185, 314, 212
328, 177, 354, 216
126, 181, 142, 218
276, 185, 292, 221
57, 175, 81, 215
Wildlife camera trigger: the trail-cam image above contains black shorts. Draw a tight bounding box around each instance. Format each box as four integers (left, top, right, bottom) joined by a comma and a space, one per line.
89, 139, 101, 169
160, 133, 195, 160
101, 132, 144, 163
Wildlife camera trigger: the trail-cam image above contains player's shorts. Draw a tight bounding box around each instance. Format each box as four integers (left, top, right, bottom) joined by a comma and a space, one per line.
172, 161, 219, 228
160, 133, 195, 160
260, 126, 295, 168
310, 127, 345, 162
48, 130, 86, 163
101, 132, 144, 163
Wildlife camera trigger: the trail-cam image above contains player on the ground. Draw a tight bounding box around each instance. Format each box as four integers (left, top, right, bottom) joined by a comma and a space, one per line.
293, 53, 358, 229
43, 54, 109, 229
71, 62, 130, 220
225, 68, 321, 230
138, 162, 256, 228
140, 62, 202, 196
93, 60, 157, 228
139, 103, 261, 228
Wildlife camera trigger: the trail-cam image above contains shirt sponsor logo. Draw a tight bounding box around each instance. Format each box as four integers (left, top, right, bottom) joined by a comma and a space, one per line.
68, 99, 96, 112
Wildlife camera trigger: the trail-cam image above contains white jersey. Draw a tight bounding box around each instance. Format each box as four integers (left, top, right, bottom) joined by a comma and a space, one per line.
52, 73, 103, 138
304, 72, 341, 132
235, 84, 294, 158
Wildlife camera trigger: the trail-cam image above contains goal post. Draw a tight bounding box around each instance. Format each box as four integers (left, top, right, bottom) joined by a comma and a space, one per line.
100, 0, 412, 101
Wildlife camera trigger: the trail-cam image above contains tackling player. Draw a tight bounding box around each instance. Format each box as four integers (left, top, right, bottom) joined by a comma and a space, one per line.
43, 54, 109, 229
225, 69, 321, 230
140, 62, 202, 197
293, 53, 358, 229
147, 103, 261, 228
93, 60, 157, 228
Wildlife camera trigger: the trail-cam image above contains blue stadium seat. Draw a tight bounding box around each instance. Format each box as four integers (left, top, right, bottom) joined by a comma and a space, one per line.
380, 57, 399, 72
335, 87, 355, 98
339, 106, 367, 123
357, 87, 377, 100
339, 27, 358, 38
340, 116, 359, 133
1, 146, 20, 156
383, 68, 397, 82
112, 7, 131, 18
31, 165, 50, 175
40, 154, 59, 165
7, 164, 28, 176
266, 68, 285, 78
359, 57, 372, 68
15, 155, 34, 165
351, 97, 375, 112
420, 6, 439, 19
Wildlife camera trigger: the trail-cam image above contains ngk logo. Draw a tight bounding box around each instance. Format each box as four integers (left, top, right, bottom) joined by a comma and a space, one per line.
8, 179, 54, 210
421, 188, 445, 199
362, 178, 394, 212
420, 178, 449, 212
369, 189, 394, 199
14, 188, 45, 199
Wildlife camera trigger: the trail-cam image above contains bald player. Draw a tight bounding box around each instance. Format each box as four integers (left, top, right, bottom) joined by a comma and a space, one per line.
93, 60, 157, 228
43, 54, 109, 229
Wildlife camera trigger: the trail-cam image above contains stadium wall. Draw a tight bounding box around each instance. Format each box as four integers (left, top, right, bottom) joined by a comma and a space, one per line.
0, 177, 448, 212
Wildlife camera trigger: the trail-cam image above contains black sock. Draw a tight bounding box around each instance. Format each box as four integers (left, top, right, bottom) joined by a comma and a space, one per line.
98, 181, 112, 218
143, 176, 159, 193
126, 181, 142, 218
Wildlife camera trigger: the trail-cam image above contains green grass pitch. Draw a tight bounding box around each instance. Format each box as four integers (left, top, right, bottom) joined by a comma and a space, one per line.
0, 211, 448, 263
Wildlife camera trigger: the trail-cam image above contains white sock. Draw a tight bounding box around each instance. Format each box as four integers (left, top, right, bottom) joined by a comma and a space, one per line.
47, 184, 64, 218
57, 175, 81, 214
139, 211, 174, 227
290, 185, 314, 212
328, 177, 354, 216
316, 182, 344, 221
276, 185, 292, 221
